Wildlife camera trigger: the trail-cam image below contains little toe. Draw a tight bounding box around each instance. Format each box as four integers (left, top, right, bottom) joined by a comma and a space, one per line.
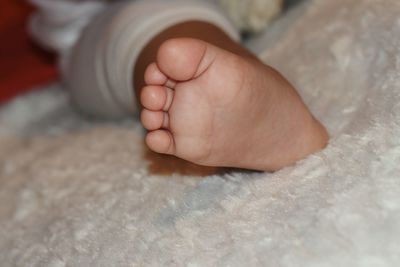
141, 109, 164, 131
141, 85, 174, 111
146, 129, 175, 155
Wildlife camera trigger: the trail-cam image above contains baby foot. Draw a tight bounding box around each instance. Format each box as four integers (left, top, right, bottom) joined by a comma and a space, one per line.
140, 38, 328, 171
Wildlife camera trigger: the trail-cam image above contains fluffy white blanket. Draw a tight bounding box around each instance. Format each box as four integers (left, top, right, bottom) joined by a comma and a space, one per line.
1, 0, 400, 266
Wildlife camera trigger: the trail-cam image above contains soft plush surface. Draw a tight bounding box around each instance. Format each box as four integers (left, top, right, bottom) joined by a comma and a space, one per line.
1, 0, 400, 266
218, 0, 283, 32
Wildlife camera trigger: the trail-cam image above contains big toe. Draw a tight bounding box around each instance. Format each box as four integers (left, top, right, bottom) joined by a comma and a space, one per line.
156, 38, 217, 81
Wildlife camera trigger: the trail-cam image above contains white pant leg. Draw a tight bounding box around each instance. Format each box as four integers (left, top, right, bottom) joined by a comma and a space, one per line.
65, 0, 239, 118
28, 0, 106, 53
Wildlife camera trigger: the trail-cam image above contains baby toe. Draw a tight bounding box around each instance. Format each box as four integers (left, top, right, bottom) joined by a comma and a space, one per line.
145, 129, 175, 155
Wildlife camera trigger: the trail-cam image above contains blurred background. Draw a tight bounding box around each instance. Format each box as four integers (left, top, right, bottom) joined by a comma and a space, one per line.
0, 0, 58, 104
0, 0, 298, 106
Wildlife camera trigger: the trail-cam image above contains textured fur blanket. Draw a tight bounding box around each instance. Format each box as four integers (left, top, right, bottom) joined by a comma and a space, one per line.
1, 0, 400, 266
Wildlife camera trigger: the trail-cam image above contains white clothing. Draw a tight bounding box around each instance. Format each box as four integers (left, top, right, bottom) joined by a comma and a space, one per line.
29, 0, 239, 117
29, 0, 282, 117
66, 0, 240, 117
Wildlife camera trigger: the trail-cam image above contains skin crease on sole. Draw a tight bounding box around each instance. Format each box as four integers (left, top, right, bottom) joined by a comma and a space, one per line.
139, 37, 329, 172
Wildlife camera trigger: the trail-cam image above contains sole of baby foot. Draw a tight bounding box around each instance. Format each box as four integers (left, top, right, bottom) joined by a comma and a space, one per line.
140, 38, 328, 171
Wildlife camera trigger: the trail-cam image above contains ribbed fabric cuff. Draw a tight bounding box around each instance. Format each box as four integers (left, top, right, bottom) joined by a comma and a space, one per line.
66, 0, 239, 118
